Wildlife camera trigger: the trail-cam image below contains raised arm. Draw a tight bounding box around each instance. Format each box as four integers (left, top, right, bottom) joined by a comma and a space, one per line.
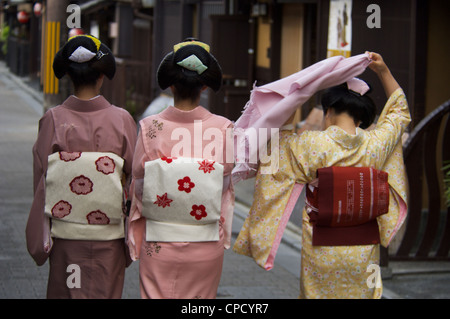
367, 52, 400, 98
367, 52, 411, 162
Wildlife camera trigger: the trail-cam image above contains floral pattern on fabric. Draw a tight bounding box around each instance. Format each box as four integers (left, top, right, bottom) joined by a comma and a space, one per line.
198, 159, 216, 173
69, 175, 93, 195
141, 156, 225, 243
95, 156, 116, 175
161, 156, 177, 164
144, 242, 161, 256
86, 210, 110, 225
59, 151, 82, 162
45, 151, 125, 232
299, 210, 382, 299
178, 176, 195, 193
146, 119, 164, 139
51, 200, 72, 218
190, 205, 207, 220
153, 193, 173, 208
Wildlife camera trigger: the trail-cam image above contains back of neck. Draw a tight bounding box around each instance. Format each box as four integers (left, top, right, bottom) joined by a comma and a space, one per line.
74, 87, 100, 101
173, 98, 199, 111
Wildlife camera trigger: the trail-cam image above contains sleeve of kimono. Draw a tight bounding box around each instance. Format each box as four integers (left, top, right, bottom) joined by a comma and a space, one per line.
373, 89, 411, 247
26, 110, 55, 266
127, 127, 147, 260
290, 134, 316, 184
233, 131, 306, 270
119, 111, 137, 267
371, 88, 411, 164
221, 123, 235, 249
121, 111, 138, 179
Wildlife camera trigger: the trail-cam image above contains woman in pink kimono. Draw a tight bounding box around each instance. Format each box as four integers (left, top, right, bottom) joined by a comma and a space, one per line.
127, 39, 235, 299
26, 35, 137, 298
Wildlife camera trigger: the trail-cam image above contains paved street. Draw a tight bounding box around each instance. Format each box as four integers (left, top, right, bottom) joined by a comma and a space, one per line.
1, 61, 450, 300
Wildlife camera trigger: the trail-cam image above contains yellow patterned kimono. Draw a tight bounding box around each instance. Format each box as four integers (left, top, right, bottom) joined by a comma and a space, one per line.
234, 88, 410, 299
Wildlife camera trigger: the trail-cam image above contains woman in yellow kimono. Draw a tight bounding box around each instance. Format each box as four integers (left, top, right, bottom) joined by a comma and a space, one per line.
234, 52, 410, 299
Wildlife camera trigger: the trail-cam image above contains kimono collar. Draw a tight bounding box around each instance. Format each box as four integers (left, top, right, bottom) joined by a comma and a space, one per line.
159, 105, 213, 123
326, 125, 364, 149
62, 95, 111, 112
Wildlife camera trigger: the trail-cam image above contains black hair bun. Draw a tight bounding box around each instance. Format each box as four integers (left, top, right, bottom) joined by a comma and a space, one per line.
53, 35, 115, 80
157, 41, 222, 92
321, 83, 376, 129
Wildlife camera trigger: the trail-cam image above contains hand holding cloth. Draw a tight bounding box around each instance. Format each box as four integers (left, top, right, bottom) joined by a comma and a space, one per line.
232, 53, 372, 183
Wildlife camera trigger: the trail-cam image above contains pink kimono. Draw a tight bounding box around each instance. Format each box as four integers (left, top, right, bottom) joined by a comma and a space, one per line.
26, 95, 137, 298
128, 105, 235, 299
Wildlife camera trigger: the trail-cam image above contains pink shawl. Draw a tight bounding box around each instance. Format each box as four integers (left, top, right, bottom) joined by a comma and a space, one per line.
231, 53, 372, 183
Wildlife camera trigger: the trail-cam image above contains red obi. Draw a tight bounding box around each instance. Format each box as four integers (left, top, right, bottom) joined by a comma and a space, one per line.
306, 167, 389, 246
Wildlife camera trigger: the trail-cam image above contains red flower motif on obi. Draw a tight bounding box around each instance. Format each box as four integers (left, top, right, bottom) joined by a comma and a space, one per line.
161, 156, 177, 164
70, 175, 93, 195
95, 156, 115, 175
190, 205, 207, 220
51, 200, 72, 218
153, 193, 173, 208
86, 210, 110, 225
198, 159, 215, 174
177, 176, 195, 193
59, 151, 81, 162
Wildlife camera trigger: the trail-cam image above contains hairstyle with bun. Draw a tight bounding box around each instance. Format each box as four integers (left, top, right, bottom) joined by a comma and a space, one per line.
53, 35, 116, 89
157, 38, 222, 102
321, 81, 376, 129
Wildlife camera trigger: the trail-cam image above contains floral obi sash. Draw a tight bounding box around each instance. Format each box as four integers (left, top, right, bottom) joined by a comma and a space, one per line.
45, 152, 124, 227
305, 166, 389, 246
142, 157, 223, 242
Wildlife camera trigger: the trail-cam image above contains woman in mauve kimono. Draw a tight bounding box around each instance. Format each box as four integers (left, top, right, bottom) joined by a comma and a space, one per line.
26, 35, 137, 298
234, 52, 411, 298
127, 39, 235, 299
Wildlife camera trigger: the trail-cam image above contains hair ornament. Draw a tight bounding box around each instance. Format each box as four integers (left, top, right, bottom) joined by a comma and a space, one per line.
68, 46, 96, 63
96, 50, 108, 60
174, 40, 210, 53
347, 77, 370, 96
67, 35, 106, 63
177, 54, 208, 74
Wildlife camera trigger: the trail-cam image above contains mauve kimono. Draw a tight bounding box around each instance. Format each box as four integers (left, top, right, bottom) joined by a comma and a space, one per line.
26, 95, 137, 298
128, 105, 235, 299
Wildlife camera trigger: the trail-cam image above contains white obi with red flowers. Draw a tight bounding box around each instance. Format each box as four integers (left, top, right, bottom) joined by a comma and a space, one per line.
45, 151, 125, 240
142, 157, 223, 242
